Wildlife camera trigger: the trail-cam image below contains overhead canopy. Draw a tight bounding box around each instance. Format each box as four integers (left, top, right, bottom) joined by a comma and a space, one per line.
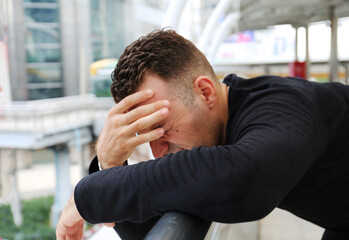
238, 0, 349, 30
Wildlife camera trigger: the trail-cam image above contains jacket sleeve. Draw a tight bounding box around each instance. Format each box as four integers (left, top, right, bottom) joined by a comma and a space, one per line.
75, 89, 329, 224
87, 156, 158, 239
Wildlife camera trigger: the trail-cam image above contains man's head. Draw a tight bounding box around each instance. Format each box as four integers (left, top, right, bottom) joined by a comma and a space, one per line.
111, 30, 229, 158
111, 29, 218, 107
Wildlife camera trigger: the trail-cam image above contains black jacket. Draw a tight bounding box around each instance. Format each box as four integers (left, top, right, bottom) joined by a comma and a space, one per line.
75, 74, 349, 237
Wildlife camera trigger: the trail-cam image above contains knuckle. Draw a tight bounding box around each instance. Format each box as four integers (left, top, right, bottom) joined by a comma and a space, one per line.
117, 142, 126, 151
122, 113, 131, 123
107, 112, 120, 123
118, 128, 128, 138
109, 103, 121, 114
122, 97, 132, 108
132, 108, 142, 118
107, 112, 121, 124
107, 108, 114, 118
133, 121, 144, 130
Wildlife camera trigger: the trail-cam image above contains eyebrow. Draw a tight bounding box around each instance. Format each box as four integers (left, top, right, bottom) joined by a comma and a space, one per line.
153, 124, 163, 129
136, 122, 165, 136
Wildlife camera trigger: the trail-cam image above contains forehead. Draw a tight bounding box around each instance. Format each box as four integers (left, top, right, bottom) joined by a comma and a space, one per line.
137, 72, 172, 105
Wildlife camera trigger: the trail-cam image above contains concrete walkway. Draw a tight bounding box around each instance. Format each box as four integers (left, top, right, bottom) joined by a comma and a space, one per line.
18, 162, 80, 199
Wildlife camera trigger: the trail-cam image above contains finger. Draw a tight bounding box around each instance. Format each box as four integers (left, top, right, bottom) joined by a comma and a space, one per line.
129, 107, 169, 134
111, 90, 154, 114
129, 128, 165, 146
122, 100, 170, 125
103, 222, 115, 228
56, 224, 67, 240
66, 219, 84, 240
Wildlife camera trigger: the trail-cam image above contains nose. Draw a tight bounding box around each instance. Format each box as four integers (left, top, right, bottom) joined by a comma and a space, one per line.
150, 139, 169, 158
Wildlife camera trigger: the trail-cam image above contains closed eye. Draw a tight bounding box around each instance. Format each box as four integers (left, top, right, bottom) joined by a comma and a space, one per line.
164, 127, 171, 135
153, 124, 163, 130
137, 124, 164, 136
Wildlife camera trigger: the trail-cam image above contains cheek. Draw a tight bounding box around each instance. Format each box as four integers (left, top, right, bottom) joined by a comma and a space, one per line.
150, 140, 169, 158
169, 129, 192, 143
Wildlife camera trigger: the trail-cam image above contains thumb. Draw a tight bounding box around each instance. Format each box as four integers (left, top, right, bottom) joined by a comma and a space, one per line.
103, 222, 115, 228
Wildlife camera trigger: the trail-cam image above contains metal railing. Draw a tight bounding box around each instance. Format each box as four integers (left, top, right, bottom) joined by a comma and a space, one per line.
144, 212, 211, 240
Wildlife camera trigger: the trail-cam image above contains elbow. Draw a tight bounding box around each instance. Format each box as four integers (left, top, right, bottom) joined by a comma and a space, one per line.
214, 198, 276, 223
244, 201, 275, 221
240, 193, 279, 222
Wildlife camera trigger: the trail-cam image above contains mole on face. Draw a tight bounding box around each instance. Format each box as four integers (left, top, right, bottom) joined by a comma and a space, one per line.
176, 129, 179, 133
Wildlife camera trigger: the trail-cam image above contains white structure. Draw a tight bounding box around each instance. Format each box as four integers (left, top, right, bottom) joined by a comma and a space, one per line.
0, 95, 114, 226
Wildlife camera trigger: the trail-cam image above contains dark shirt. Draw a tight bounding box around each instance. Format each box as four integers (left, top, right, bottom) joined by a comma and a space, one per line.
75, 74, 349, 235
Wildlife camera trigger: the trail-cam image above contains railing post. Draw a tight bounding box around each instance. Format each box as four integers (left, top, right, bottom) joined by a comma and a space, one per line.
144, 212, 211, 240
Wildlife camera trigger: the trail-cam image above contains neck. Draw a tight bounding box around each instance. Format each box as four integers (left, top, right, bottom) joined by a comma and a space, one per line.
217, 82, 230, 144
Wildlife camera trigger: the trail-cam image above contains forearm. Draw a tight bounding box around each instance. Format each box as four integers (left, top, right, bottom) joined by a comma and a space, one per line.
75, 144, 303, 224
75, 95, 328, 224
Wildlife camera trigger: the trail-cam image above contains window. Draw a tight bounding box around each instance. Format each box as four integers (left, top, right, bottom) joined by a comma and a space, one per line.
24, 0, 63, 99
26, 28, 60, 44
28, 88, 63, 100
25, 8, 59, 23
26, 47, 61, 63
24, 0, 58, 3
27, 67, 62, 83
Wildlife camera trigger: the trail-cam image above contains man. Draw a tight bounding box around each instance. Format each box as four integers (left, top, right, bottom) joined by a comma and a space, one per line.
56, 30, 349, 240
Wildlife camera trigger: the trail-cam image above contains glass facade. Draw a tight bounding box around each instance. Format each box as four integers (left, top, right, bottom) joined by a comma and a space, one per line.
26, 47, 61, 62
89, 0, 126, 97
25, 8, 59, 23
24, 0, 63, 100
27, 66, 62, 83
28, 88, 63, 99
26, 27, 60, 44
24, 0, 57, 2
90, 0, 125, 61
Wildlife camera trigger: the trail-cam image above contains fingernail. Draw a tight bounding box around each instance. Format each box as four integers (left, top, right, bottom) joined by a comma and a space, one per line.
161, 108, 169, 115
146, 90, 153, 96
163, 100, 170, 107
158, 128, 164, 134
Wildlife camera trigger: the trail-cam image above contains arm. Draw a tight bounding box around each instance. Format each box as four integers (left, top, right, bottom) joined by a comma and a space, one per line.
56, 90, 170, 239
56, 195, 84, 240
74, 90, 330, 224
89, 156, 160, 239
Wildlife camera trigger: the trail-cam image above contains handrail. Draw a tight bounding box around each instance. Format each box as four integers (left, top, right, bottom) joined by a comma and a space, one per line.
144, 212, 211, 240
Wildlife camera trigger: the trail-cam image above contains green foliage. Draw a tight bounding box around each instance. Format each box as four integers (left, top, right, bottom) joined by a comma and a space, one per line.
0, 196, 55, 240
0, 204, 17, 238
316, 77, 330, 83
92, 78, 112, 97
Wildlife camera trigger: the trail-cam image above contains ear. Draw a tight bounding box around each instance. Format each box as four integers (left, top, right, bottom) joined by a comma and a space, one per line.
193, 76, 217, 110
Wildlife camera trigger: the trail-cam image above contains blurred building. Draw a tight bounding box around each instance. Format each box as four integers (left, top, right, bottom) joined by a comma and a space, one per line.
3, 0, 174, 101
89, 0, 126, 62
1, 0, 349, 238
6, 0, 90, 100
4, 0, 139, 101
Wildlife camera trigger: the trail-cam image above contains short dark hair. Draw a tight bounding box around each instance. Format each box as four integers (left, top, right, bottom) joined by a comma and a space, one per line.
111, 29, 217, 105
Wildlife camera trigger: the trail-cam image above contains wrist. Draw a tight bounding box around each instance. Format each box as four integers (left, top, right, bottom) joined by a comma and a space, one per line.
98, 160, 128, 170
66, 195, 83, 223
